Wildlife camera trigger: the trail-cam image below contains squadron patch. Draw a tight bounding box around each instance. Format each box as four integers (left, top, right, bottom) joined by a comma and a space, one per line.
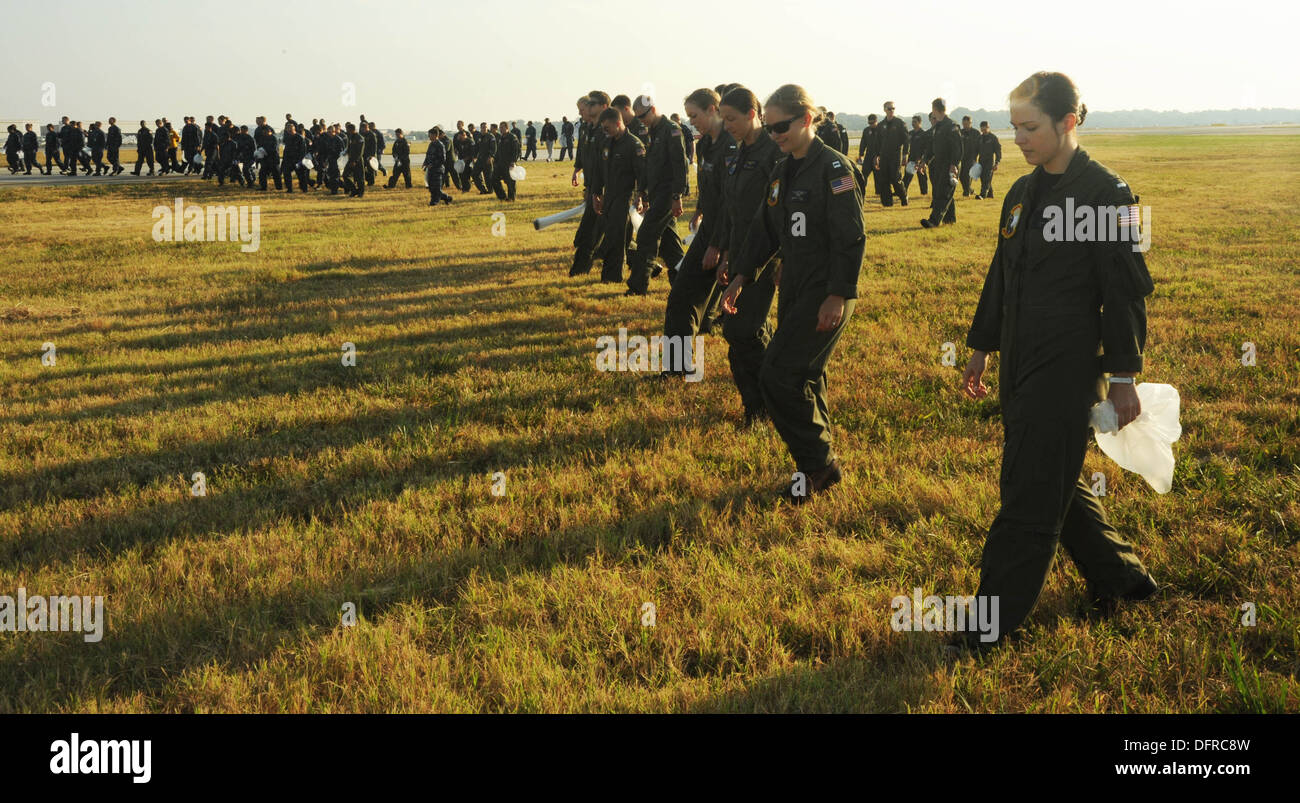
603, 147, 610, 159
767, 178, 781, 206
1001, 202, 1023, 238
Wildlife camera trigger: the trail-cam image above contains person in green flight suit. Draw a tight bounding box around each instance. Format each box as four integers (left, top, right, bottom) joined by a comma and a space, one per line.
591, 107, 646, 285
719, 84, 866, 503
658, 86, 738, 375
954, 70, 1158, 654
975, 120, 1003, 199
711, 85, 785, 427
626, 94, 688, 296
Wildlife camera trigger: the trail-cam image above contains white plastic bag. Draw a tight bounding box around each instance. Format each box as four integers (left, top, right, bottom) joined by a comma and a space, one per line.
1089, 383, 1182, 493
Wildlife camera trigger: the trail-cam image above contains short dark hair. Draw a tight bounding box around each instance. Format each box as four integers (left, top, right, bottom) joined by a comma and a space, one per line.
597, 108, 621, 124
932, 97, 946, 112
610, 94, 632, 110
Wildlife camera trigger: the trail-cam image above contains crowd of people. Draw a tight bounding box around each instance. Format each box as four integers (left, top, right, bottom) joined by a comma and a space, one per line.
3, 72, 1160, 653
558, 74, 1158, 656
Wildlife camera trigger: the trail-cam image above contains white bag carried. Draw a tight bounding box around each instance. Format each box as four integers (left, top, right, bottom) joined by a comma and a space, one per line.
1089, 383, 1182, 494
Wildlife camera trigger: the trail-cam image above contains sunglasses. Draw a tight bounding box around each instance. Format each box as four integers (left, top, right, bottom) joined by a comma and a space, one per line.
635, 109, 651, 120
763, 115, 802, 135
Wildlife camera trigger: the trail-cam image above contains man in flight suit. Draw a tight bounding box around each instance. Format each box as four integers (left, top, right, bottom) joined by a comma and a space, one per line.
921, 99, 962, 228
492, 119, 520, 201
570, 94, 607, 277
626, 95, 687, 295
976, 120, 1002, 199
874, 102, 909, 206
472, 121, 495, 194
22, 124, 41, 175
591, 107, 645, 285
959, 115, 979, 197
253, 116, 282, 190
386, 128, 412, 189
903, 115, 929, 197
857, 114, 879, 197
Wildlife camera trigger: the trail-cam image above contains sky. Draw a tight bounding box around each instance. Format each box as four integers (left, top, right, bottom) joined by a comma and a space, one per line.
3, 0, 1297, 130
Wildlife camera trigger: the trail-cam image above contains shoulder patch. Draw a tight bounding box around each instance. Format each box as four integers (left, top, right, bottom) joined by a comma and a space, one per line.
829, 174, 855, 195
832, 160, 841, 168
1001, 203, 1023, 238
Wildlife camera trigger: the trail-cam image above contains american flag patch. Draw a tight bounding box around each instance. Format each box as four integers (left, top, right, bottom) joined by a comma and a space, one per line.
671, 128, 681, 137
1118, 203, 1141, 229
830, 174, 854, 195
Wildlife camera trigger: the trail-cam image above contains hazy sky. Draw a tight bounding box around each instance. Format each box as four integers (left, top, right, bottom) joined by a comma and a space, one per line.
4, 0, 1295, 129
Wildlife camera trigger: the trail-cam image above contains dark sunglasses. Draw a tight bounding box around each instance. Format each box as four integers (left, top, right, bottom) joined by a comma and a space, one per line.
763, 115, 802, 135
635, 109, 651, 120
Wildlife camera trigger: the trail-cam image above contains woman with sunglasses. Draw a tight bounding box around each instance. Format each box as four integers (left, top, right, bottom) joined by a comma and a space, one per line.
953, 71, 1157, 653
658, 87, 739, 369
719, 85, 866, 503
706, 86, 784, 425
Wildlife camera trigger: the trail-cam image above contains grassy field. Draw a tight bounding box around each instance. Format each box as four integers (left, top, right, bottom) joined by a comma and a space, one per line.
0, 132, 1296, 713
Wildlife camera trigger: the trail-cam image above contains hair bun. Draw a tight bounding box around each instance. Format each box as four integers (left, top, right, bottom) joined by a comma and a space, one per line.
1077, 103, 1088, 126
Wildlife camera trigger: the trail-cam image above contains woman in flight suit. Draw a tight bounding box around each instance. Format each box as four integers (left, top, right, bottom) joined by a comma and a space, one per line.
708, 86, 784, 426
659, 86, 738, 366
719, 84, 866, 503
956, 71, 1158, 651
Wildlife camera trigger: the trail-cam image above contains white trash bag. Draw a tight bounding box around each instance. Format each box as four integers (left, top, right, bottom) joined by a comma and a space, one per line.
453, 158, 465, 174
254, 147, 267, 160
1089, 383, 1182, 494
509, 164, 526, 181
969, 162, 982, 180
300, 157, 314, 171
368, 156, 379, 170
906, 160, 917, 175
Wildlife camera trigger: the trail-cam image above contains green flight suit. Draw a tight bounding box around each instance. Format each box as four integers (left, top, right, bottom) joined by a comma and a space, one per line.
715, 129, 783, 417
662, 126, 737, 344
730, 136, 866, 472
592, 129, 646, 283
963, 147, 1155, 646
629, 114, 688, 294
572, 123, 608, 276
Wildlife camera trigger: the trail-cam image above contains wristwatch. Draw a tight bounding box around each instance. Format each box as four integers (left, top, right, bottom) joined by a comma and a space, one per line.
1106, 376, 1135, 384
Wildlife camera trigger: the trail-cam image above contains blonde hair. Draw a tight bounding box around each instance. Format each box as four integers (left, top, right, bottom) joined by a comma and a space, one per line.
765, 84, 822, 127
